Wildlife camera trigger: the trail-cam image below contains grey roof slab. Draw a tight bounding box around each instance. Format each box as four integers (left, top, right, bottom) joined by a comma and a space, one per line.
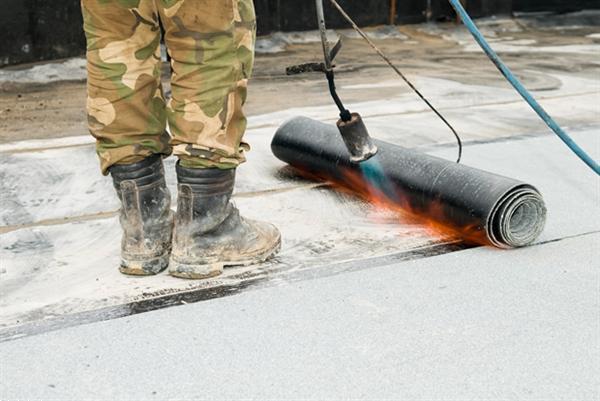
1, 232, 598, 400
1, 14, 599, 398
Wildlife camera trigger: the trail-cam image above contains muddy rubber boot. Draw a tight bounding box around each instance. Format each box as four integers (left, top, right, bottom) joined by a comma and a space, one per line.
110, 154, 173, 275
169, 164, 281, 279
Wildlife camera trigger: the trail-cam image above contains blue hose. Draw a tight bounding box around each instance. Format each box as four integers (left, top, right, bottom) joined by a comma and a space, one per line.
448, 0, 600, 175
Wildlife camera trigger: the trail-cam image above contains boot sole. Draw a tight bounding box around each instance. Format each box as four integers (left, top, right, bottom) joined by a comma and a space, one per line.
169, 236, 281, 280
120, 252, 170, 276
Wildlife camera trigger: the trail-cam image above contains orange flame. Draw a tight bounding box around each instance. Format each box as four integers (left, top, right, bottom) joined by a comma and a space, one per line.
297, 165, 490, 246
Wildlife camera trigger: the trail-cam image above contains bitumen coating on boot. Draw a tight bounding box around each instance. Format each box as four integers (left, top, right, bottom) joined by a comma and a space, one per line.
110, 154, 173, 276
169, 163, 281, 279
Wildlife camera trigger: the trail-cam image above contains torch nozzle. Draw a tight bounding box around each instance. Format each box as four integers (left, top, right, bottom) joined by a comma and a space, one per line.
336, 113, 378, 162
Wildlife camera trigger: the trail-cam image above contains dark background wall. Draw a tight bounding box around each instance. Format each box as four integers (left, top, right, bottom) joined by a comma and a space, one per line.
1, 0, 599, 67
513, 0, 600, 12
0, 0, 86, 67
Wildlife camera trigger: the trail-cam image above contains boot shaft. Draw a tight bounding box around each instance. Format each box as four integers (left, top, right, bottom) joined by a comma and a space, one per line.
175, 163, 235, 234
110, 155, 173, 274
111, 155, 172, 234
111, 154, 166, 192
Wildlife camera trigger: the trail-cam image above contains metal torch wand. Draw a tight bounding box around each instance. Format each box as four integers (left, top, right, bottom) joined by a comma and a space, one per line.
315, 0, 377, 162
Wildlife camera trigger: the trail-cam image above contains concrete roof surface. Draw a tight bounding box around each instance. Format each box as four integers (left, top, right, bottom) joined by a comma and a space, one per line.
1, 232, 597, 400
1, 128, 599, 399
1, 12, 599, 400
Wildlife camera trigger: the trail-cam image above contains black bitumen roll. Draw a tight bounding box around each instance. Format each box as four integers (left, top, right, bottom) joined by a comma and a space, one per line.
271, 116, 547, 248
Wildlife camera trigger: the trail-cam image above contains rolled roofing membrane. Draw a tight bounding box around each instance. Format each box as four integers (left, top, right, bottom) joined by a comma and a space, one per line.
272, 117, 546, 248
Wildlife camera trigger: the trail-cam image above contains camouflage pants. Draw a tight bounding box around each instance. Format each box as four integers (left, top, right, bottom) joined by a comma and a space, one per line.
81, 0, 256, 174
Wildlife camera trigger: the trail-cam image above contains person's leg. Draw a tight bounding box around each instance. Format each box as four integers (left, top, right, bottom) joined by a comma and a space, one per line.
157, 0, 280, 279
82, 0, 171, 173
158, 0, 254, 167
81, 0, 173, 275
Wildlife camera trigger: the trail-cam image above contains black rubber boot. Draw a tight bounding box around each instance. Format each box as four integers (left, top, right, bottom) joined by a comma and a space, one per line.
110, 154, 173, 275
169, 163, 281, 279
